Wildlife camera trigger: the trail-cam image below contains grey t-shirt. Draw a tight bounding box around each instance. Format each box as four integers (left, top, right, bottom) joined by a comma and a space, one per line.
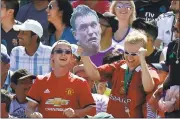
16, 2, 49, 45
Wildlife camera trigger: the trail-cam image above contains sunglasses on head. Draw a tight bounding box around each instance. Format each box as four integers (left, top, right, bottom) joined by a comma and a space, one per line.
124, 51, 138, 56
53, 49, 72, 55
47, 4, 53, 10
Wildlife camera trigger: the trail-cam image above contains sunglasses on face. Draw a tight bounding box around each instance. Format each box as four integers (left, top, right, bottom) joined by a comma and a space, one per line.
53, 49, 72, 55
47, 4, 54, 10
124, 51, 138, 56
116, 3, 132, 9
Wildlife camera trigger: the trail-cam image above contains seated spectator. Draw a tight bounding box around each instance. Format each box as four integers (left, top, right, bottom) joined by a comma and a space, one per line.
132, 18, 165, 63
73, 64, 109, 114
25, 40, 96, 118
9, 69, 36, 118
72, 0, 110, 14
16, 0, 49, 45
47, 0, 76, 46
1, 89, 12, 118
1, 44, 13, 93
135, 0, 170, 21
1, 0, 20, 55
10, 19, 52, 75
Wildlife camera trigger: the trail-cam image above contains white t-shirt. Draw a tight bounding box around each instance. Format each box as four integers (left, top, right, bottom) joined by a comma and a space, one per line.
156, 11, 175, 46
102, 27, 133, 53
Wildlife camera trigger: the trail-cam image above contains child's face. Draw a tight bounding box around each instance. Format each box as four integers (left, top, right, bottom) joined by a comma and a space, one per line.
15, 78, 33, 98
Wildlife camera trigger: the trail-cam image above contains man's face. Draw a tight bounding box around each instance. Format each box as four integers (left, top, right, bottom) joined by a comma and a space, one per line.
124, 42, 143, 70
74, 14, 101, 55
51, 44, 73, 67
17, 31, 32, 46
75, 70, 94, 89
14, 78, 33, 98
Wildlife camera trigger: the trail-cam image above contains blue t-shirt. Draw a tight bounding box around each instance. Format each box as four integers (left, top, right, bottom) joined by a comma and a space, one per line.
49, 27, 77, 46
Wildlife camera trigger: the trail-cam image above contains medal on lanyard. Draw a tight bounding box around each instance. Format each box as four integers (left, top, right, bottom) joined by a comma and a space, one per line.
123, 68, 133, 117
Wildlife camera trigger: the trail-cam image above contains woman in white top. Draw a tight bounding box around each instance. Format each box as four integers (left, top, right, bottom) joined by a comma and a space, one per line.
109, 0, 136, 49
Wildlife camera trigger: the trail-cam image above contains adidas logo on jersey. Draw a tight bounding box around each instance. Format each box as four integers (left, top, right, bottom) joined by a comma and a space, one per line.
44, 89, 50, 93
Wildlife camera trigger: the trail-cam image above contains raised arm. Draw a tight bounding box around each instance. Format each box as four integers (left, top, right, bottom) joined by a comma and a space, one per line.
139, 47, 155, 92
78, 46, 101, 81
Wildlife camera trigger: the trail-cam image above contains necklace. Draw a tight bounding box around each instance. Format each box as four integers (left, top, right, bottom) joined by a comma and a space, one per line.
176, 39, 180, 64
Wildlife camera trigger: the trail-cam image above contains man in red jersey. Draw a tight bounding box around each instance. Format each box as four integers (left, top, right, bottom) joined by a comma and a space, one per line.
25, 40, 96, 118
79, 30, 160, 118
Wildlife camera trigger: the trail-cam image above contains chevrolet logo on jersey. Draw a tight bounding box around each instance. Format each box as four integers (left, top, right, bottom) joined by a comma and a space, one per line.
45, 98, 69, 107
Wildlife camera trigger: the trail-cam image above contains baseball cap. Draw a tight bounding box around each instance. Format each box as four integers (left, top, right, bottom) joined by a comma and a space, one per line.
71, 44, 80, 58
1, 44, 10, 64
73, 64, 84, 74
151, 63, 169, 72
13, 19, 43, 38
11, 69, 36, 84
85, 112, 114, 118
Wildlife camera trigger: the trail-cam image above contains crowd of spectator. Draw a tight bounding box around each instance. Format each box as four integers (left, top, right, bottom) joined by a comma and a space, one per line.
1, 0, 180, 118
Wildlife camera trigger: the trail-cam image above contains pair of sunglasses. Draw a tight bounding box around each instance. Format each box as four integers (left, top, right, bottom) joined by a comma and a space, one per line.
47, 4, 54, 10
53, 49, 72, 55
124, 51, 138, 56
116, 3, 132, 9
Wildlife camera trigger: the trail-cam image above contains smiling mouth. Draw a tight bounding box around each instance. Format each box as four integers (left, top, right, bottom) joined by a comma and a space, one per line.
59, 58, 67, 61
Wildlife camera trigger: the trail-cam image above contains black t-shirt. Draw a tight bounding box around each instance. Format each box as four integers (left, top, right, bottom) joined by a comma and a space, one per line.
135, 0, 170, 21
145, 48, 162, 64
1, 21, 20, 55
164, 40, 180, 89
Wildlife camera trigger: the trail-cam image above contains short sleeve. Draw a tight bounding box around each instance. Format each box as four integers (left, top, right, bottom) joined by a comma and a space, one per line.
97, 61, 124, 82
146, 68, 160, 100
26, 76, 45, 104
78, 80, 95, 108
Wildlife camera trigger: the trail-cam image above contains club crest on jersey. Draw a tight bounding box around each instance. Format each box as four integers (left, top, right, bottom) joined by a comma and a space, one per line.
45, 98, 69, 107
65, 88, 74, 95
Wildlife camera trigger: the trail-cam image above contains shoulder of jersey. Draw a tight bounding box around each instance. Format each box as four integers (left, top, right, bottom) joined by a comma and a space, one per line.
156, 11, 175, 22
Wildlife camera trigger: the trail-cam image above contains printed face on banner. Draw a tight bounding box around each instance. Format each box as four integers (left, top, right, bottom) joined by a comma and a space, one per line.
74, 14, 102, 56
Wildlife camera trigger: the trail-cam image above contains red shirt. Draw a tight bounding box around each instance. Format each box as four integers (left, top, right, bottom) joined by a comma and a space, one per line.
72, 0, 110, 14
27, 72, 95, 118
97, 60, 160, 118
